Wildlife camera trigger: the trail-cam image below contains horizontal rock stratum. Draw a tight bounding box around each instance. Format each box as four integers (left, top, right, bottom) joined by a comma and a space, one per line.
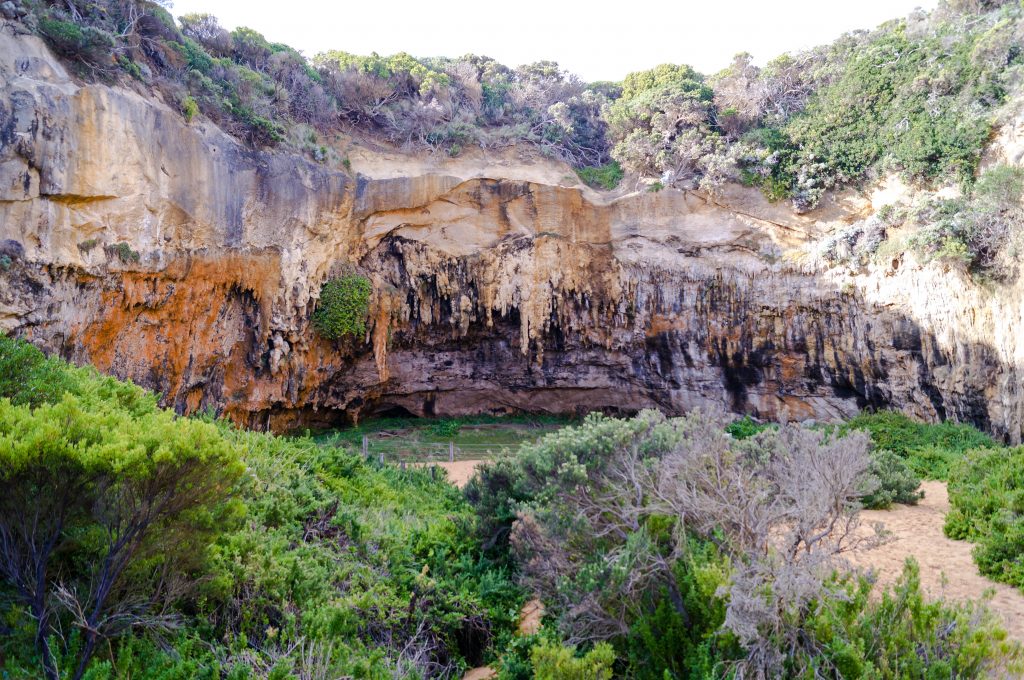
3, 30, 1023, 440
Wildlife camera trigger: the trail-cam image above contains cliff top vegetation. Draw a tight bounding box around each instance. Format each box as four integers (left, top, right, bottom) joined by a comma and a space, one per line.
6, 0, 1022, 212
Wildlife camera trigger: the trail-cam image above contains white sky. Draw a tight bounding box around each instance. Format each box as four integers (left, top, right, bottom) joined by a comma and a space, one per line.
168, 0, 938, 82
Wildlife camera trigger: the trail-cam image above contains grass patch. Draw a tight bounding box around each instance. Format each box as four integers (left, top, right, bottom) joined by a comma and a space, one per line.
575, 161, 624, 190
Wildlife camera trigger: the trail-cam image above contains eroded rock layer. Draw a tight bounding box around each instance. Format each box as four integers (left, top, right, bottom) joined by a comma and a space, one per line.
2, 31, 1023, 439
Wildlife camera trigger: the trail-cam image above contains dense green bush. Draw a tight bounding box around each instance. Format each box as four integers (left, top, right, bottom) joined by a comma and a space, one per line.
36, 14, 115, 68
0, 334, 245, 680
530, 641, 615, 679
802, 560, 1017, 679
724, 414, 774, 439
312, 274, 373, 340
946, 445, 1024, 589
574, 161, 623, 190
0, 335, 522, 678
840, 409, 994, 479
862, 449, 924, 509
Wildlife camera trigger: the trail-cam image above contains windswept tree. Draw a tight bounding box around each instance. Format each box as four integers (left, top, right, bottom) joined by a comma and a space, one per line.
0, 391, 244, 680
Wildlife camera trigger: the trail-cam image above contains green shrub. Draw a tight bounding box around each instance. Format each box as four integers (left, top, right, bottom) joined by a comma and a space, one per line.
0, 254, 10, 271
36, 15, 114, 67
179, 37, 214, 74
429, 418, 462, 438
862, 449, 923, 509
116, 54, 144, 80
908, 164, 1024, 279
0, 336, 523, 678
805, 560, 1019, 679
530, 641, 615, 680
0, 334, 83, 407
840, 409, 994, 479
0, 360, 244, 679
946, 446, 1024, 589
575, 161, 623, 190
312, 274, 373, 341
725, 414, 773, 439
181, 95, 200, 123
105, 242, 141, 264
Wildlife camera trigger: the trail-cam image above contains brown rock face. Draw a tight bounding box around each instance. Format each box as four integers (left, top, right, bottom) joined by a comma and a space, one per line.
2, 32, 1022, 439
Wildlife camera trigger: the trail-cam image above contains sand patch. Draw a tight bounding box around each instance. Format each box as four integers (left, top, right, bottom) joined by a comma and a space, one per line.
853, 480, 1024, 639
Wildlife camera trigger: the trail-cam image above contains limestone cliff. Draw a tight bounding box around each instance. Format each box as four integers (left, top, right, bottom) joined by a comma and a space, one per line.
3, 30, 1023, 440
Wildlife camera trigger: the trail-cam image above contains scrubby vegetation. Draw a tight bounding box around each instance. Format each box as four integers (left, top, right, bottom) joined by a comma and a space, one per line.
947, 446, 1024, 592
841, 409, 996, 479
907, 164, 1024, 279
13, 0, 1023, 205
467, 409, 1018, 678
311, 273, 373, 341
574, 161, 623, 190
0, 335, 521, 679
4, 334, 1024, 677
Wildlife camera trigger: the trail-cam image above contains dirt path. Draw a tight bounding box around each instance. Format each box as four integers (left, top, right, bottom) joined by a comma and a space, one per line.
853, 481, 1024, 639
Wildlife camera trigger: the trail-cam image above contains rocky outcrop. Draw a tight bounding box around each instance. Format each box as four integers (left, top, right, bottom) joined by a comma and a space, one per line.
2, 30, 1023, 440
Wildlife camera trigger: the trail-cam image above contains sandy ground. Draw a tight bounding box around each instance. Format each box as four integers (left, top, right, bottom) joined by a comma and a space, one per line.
454, 470, 1024, 679
853, 480, 1024, 639
420, 460, 484, 488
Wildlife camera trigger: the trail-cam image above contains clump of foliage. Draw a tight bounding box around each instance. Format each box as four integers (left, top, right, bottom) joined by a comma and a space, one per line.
862, 449, 924, 509
428, 418, 463, 438
908, 164, 1024, 279
605, 63, 724, 191
36, 14, 115, 69
180, 94, 199, 122
840, 409, 995, 479
312, 273, 373, 340
0, 335, 245, 680
725, 414, 774, 439
104, 241, 141, 264
574, 161, 623, 190
946, 445, 1024, 590
530, 640, 615, 679
0, 335, 523, 678
733, 4, 1022, 210
76, 238, 99, 253
468, 409, 1017, 677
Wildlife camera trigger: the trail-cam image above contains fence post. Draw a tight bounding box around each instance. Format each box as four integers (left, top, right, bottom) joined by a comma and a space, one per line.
449, 441, 455, 462
362, 435, 368, 458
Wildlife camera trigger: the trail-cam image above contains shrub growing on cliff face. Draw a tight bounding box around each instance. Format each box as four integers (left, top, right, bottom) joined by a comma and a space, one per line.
312, 274, 373, 341
908, 164, 1024, 279
575, 161, 623, 190
36, 14, 115, 70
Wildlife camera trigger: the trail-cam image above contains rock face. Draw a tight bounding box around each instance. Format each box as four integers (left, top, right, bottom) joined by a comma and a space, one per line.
2, 31, 1024, 439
